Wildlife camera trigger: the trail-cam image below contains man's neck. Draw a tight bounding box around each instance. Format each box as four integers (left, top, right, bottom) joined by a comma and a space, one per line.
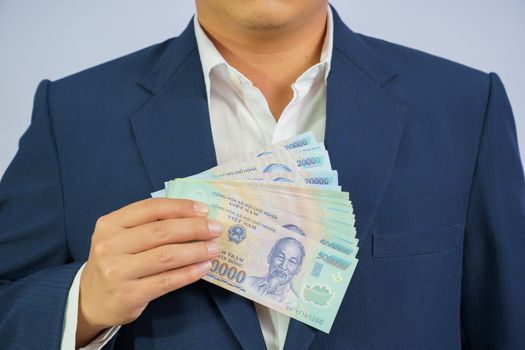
196, 6, 328, 120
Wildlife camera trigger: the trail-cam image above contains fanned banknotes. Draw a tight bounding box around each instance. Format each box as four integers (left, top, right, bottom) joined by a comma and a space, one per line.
154, 132, 358, 333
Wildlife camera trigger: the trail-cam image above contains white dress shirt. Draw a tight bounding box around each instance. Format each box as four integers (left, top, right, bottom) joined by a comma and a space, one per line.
60, 7, 333, 350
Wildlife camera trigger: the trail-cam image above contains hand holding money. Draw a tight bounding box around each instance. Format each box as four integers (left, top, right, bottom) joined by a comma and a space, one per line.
156, 132, 359, 333
77, 198, 223, 346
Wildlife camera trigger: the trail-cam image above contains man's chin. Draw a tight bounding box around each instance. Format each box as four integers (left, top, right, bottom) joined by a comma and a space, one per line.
241, 17, 287, 32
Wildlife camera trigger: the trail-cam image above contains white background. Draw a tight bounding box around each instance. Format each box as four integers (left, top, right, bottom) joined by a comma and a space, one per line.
1, 0, 524, 176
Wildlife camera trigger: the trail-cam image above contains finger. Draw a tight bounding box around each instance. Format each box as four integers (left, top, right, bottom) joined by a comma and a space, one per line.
118, 218, 224, 254
121, 240, 220, 279
133, 260, 212, 302
104, 198, 209, 228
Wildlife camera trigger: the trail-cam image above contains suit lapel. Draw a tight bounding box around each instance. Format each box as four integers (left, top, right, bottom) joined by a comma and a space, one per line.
130, 21, 266, 350
325, 53, 408, 241
130, 20, 217, 189
130, 51, 216, 189
284, 9, 407, 349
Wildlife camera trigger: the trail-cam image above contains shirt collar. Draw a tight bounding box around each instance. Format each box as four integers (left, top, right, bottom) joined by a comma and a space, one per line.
194, 6, 334, 95
319, 5, 334, 81
193, 14, 226, 97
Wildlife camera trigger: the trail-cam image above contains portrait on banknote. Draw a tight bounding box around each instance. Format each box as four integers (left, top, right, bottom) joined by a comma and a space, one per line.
247, 237, 305, 309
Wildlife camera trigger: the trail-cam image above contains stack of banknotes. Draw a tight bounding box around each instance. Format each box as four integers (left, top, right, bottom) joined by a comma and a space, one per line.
153, 132, 358, 333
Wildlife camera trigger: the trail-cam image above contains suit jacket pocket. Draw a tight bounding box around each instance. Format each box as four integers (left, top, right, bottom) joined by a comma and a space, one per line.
372, 223, 463, 258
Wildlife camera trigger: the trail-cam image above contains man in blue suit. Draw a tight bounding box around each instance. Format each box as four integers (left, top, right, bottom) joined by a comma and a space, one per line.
1, 1, 524, 349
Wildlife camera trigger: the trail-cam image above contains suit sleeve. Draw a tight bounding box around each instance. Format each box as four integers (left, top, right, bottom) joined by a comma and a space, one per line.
461, 73, 525, 348
0, 80, 84, 349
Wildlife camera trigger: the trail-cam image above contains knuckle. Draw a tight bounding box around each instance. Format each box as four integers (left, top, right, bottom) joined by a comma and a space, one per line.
152, 220, 169, 241
157, 247, 177, 267
93, 240, 110, 257
102, 265, 120, 281
145, 198, 162, 216
95, 215, 111, 232
158, 275, 175, 293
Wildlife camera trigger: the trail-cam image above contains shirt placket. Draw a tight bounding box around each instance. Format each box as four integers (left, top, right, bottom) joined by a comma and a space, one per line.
227, 67, 277, 146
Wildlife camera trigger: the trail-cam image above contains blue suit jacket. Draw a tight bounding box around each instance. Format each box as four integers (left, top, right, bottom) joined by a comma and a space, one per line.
1, 9, 524, 350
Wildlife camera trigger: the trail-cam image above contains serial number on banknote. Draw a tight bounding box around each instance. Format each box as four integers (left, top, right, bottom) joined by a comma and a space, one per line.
295, 309, 325, 326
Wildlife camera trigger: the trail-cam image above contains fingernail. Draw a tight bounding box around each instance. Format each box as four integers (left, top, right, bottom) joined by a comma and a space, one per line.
193, 202, 209, 216
207, 220, 223, 236
207, 241, 220, 256
195, 260, 211, 275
